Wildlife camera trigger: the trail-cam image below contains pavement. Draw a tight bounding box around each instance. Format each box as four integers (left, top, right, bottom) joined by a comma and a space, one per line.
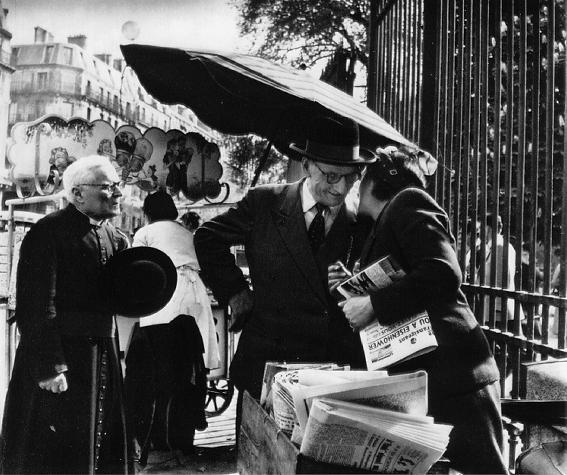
141, 445, 237, 474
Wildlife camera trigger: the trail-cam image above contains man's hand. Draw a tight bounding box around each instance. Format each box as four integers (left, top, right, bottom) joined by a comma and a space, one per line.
38, 373, 68, 393
328, 261, 352, 293
228, 288, 254, 333
338, 296, 375, 331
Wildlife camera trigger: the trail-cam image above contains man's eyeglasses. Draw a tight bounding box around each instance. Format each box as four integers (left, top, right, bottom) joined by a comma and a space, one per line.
313, 163, 362, 185
79, 182, 124, 193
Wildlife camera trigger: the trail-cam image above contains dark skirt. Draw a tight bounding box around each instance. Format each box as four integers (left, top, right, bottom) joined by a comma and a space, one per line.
124, 315, 207, 464
1, 336, 132, 474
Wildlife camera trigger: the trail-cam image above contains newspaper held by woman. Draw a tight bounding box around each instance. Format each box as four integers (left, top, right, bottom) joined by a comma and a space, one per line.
337, 255, 438, 370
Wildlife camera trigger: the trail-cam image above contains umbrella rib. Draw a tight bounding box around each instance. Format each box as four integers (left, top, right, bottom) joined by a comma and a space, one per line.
194, 53, 408, 143
189, 54, 290, 111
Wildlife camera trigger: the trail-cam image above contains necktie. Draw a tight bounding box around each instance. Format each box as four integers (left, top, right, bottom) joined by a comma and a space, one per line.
308, 203, 326, 252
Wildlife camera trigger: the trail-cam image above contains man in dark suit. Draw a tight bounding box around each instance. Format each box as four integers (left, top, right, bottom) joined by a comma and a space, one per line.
194, 116, 376, 408
1, 155, 132, 474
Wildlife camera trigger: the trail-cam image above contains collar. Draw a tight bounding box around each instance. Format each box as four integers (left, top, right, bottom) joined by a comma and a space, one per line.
73, 205, 106, 227
301, 179, 341, 218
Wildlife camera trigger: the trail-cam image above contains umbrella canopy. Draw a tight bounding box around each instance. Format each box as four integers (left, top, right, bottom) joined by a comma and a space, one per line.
120, 44, 414, 158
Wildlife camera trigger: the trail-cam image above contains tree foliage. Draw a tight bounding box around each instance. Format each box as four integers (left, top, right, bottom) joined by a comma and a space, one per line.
234, 0, 370, 70
223, 135, 287, 190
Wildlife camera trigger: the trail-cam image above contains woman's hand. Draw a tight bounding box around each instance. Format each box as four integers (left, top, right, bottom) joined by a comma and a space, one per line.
338, 296, 375, 331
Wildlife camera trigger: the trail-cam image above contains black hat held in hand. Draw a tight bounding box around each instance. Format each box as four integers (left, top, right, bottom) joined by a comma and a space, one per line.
102, 246, 177, 317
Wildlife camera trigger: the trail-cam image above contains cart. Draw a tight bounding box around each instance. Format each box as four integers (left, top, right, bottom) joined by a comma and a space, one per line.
204, 295, 242, 418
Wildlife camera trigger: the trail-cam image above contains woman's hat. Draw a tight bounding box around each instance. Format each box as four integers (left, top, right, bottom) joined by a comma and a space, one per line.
102, 246, 177, 317
289, 115, 376, 165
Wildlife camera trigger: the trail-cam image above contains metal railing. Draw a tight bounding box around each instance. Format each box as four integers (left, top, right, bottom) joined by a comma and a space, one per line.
368, 0, 567, 470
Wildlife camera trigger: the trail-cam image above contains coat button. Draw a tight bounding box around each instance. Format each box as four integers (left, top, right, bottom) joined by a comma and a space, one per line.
322, 311, 328, 318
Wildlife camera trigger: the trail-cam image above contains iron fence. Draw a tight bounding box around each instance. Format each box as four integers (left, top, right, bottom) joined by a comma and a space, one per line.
369, 0, 567, 469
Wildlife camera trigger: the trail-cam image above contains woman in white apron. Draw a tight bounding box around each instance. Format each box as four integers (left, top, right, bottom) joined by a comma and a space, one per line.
132, 191, 220, 369
125, 190, 220, 463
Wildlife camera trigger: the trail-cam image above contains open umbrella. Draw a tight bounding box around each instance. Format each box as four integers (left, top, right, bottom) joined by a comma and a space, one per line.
120, 44, 414, 180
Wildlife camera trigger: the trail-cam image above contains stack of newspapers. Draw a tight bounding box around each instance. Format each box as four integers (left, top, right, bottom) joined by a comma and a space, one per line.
261, 364, 452, 474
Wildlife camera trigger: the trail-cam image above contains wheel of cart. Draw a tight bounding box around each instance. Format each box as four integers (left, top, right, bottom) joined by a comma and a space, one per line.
205, 301, 238, 417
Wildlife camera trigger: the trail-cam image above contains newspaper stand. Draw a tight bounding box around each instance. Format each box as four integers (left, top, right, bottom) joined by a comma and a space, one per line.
238, 391, 450, 475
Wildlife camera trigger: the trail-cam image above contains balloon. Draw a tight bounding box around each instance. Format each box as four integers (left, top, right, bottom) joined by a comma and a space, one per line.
121, 21, 140, 41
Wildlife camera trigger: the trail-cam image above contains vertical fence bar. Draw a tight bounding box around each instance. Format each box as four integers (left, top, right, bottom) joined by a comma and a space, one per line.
437, 0, 449, 206
510, 0, 527, 399
432, 0, 446, 198
416, 0, 424, 145
489, 0, 502, 346
402, 1, 410, 137
542, 0, 555, 347
444, 0, 456, 222
559, 0, 567, 351
498, 0, 516, 390
383, 11, 393, 123
409, 0, 419, 141
525, 0, 541, 361
461, 0, 473, 278
378, 0, 387, 117
469, 0, 482, 298
367, 0, 379, 113
394, 1, 402, 129
477, 0, 490, 326
454, 0, 465, 267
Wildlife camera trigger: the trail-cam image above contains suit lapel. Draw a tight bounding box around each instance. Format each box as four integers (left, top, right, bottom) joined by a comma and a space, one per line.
272, 181, 328, 304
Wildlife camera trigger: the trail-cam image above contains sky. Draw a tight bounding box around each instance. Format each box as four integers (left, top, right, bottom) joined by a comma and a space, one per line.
4, 0, 247, 57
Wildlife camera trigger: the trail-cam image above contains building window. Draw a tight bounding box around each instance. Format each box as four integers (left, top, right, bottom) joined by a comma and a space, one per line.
37, 72, 48, 90
113, 94, 118, 110
43, 45, 54, 63
87, 107, 91, 121
63, 47, 73, 65
10, 47, 19, 67
99, 87, 104, 103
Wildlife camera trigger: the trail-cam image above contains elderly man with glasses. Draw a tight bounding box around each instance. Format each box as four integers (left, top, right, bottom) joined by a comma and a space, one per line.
1, 155, 132, 474
194, 115, 376, 433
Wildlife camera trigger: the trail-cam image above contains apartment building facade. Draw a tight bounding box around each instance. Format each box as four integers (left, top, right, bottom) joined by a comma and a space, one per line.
8, 27, 214, 138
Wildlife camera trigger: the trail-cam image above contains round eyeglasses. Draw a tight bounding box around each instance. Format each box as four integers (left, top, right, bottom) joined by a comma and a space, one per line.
79, 181, 124, 193
313, 163, 362, 185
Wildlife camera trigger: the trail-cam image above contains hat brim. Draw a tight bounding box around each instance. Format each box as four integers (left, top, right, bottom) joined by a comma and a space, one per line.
289, 143, 376, 165
102, 246, 177, 318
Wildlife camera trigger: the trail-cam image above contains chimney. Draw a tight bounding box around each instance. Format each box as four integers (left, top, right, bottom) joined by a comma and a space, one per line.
67, 34, 87, 49
95, 53, 112, 65
34, 26, 54, 43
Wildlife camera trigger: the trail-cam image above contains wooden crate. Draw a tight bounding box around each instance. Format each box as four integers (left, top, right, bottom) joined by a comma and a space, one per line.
237, 391, 450, 475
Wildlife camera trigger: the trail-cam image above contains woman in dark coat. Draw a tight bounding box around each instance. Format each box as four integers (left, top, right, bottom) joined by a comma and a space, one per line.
333, 146, 508, 474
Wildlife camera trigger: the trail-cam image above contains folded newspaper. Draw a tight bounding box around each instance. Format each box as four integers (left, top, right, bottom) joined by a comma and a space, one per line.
337, 255, 438, 370
270, 368, 428, 442
260, 361, 347, 411
300, 397, 452, 474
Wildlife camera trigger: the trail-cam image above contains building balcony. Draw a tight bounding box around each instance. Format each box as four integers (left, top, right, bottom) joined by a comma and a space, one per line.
11, 79, 80, 96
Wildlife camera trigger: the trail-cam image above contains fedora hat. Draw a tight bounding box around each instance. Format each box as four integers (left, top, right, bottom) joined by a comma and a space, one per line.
102, 246, 177, 317
289, 115, 376, 165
